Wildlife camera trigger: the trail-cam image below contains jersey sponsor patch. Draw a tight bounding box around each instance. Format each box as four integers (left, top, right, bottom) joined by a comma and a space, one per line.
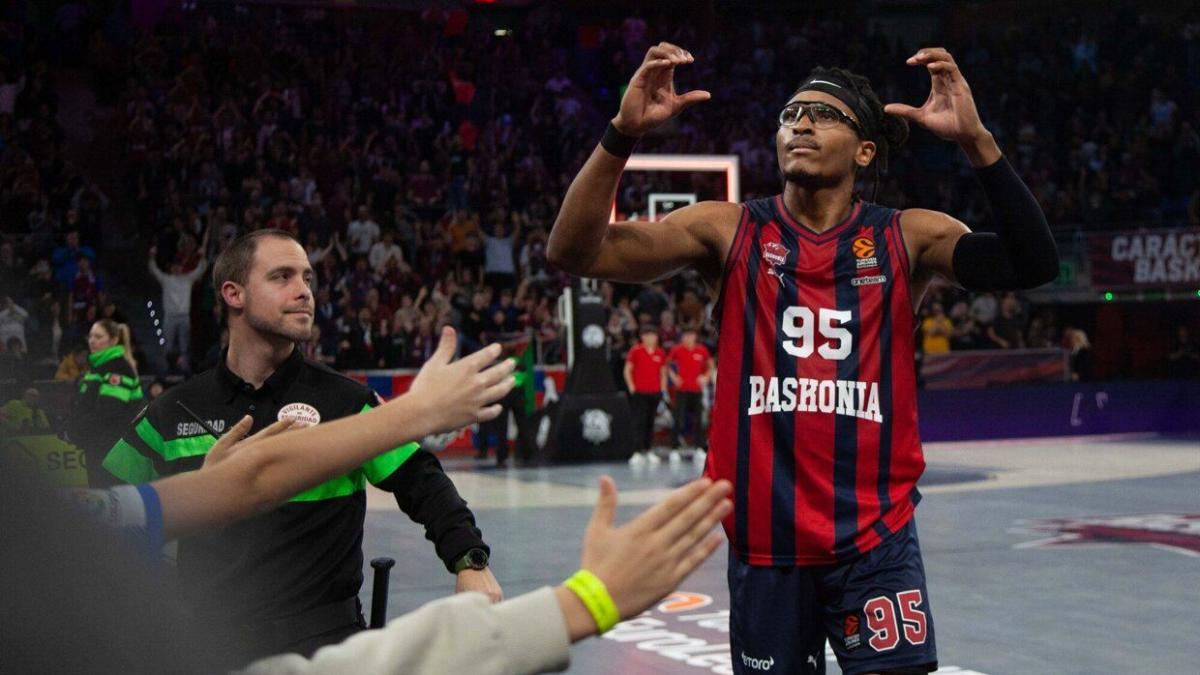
851, 274, 887, 286
278, 402, 321, 428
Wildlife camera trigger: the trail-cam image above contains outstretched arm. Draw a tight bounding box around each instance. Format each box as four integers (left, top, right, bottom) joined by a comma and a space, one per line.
155, 328, 514, 539
240, 477, 731, 675
888, 48, 1058, 291
548, 43, 736, 287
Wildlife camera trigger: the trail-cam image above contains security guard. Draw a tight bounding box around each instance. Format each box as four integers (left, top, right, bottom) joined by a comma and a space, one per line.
68, 319, 143, 488
102, 230, 498, 665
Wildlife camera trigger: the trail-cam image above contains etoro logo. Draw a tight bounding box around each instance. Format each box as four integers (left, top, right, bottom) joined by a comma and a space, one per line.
1014, 513, 1200, 557
741, 652, 775, 671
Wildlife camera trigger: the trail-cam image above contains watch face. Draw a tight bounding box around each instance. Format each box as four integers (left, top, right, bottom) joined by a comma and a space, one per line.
468, 550, 488, 568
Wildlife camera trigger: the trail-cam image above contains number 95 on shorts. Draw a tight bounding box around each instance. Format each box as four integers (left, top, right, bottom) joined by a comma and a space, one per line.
728, 519, 937, 675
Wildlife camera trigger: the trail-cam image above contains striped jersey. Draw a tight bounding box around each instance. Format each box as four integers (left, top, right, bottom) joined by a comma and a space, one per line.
704, 196, 924, 565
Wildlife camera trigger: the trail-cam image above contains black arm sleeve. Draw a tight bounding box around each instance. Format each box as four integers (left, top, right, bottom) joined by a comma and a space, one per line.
377, 449, 488, 573
951, 156, 1060, 291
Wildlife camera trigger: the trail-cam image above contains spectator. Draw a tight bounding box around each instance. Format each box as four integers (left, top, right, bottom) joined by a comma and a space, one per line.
55, 344, 89, 381
920, 302, 954, 354
0, 295, 29, 350
347, 205, 381, 256
986, 294, 1026, 350
1064, 327, 1092, 382
483, 216, 520, 291
369, 229, 406, 274
1167, 326, 1199, 378
51, 230, 95, 288
148, 243, 208, 373
407, 160, 443, 214
969, 292, 998, 327
69, 256, 102, 313
0, 387, 50, 434
338, 306, 381, 369
0, 337, 30, 387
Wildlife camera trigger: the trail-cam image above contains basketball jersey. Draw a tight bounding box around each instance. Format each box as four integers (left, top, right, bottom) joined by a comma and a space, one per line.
704, 195, 924, 566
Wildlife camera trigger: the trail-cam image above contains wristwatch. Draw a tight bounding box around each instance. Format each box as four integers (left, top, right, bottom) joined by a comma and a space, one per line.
453, 548, 490, 572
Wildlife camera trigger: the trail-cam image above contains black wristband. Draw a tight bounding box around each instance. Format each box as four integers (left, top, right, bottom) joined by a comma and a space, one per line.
601, 122, 639, 158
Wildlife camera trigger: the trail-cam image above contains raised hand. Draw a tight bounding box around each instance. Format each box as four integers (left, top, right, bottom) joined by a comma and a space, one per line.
406, 326, 516, 431
884, 48, 988, 145
613, 42, 711, 137
576, 476, 731, 622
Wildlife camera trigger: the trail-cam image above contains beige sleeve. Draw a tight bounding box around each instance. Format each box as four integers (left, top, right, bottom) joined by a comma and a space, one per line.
238, 587, 570, 675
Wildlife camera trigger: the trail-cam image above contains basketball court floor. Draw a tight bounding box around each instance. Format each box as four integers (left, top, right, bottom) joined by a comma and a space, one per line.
362, 434, 1199, 674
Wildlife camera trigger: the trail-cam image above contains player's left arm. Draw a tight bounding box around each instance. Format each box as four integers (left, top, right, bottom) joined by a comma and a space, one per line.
888, 48, 1059, 290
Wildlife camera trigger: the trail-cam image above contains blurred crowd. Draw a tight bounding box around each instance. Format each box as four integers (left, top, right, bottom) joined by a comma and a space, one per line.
1, 2, 1198, 384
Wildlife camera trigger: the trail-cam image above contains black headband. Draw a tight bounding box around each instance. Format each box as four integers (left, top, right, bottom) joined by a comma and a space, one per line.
795, 77, 878, 142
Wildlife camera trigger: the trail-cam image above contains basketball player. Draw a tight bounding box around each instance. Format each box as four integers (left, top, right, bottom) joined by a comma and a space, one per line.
548, 43, 1058, 674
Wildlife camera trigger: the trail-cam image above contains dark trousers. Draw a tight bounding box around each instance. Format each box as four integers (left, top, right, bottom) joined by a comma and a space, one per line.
672, 391, 705, 448
479, 390, 527, 465
630, 392, 660, 452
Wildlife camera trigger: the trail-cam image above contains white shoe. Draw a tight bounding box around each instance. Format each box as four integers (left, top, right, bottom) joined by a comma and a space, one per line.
668, 450, 683, 464
628, 452, 646, 466
692, 449, 707, 466
646, 450, 662, 465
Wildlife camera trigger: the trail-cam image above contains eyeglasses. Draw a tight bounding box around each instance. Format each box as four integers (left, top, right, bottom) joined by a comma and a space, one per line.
778, 101, 863, 136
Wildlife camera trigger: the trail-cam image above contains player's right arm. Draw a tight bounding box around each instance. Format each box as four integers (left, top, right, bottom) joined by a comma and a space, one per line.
548, 43, 739, 288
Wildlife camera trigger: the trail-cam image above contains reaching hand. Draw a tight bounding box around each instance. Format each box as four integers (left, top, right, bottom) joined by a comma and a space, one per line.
884, 48, 988, 145
578, 476, 731, 621
613, 42, 711, 137
201, 416, 296, 470
406, 326, 516, 432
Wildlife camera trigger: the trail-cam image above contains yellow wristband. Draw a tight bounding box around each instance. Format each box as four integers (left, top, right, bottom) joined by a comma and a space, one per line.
564, 569, 620, 634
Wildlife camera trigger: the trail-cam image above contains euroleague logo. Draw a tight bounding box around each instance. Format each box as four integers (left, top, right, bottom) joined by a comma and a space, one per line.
853, 235, 879, 270
277, 402, 321, 428
843, 614, 862, 651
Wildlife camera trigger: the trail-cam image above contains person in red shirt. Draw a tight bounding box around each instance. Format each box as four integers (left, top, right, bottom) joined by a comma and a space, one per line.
624, 324, 666, 461
667, 328, 715, 450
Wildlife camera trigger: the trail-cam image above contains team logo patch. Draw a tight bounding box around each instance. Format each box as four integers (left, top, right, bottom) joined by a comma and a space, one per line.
108, 374, 122, 386
851, 274, 887, 286
762, 241, 791, 284
278, 402, 321, 428
853, 235, 879, 269
843, 614, 862, 650
1014, 513, 1200, 558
